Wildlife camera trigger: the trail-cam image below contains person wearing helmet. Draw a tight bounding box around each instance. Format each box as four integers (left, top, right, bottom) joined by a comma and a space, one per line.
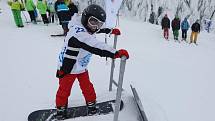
54, 4, 129, 120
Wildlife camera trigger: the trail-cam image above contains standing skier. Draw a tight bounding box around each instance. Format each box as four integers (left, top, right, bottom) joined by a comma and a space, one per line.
161, 14, 170, 40
25, 0, 37, 24
181, 17, 190, 42
171, 16, 180, 41
54, 0, 77, 35
54, 4, 129, 120
190, 20, 200, 44
36, 0, 49, 24
47, 0, 55, 23
7, 0, 25, 27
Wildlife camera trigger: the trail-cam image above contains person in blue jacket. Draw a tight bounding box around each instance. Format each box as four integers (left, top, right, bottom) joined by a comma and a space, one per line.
181, 17, 190, 41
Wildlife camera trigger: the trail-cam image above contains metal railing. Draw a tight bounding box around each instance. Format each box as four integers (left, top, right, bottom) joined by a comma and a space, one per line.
108, 34, 127, 121
113, 56, 127, 121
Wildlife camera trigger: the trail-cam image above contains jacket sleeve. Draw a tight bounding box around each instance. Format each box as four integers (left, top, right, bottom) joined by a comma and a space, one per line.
69, 36, 116, 58
96, 28, 112, 34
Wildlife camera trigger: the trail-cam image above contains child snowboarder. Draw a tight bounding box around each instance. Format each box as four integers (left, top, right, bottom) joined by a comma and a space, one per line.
54, 4, 129, 120
7, 0, 25, 27
181, 17, 190, 42
190, 20, 201, 45
36, 0, 49, 24
161, 14, 170, 40
171, 16, 180, 41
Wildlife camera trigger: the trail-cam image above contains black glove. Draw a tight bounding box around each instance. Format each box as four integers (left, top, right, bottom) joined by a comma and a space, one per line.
56, 70, 66, 78
97, 28, 112, 34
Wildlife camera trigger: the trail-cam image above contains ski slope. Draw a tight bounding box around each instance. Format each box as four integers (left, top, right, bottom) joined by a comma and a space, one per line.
1, 1, 215, 121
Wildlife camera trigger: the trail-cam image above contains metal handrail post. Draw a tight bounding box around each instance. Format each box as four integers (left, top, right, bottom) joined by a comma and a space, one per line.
113, 56, 127, 121
109, 35, 118, 91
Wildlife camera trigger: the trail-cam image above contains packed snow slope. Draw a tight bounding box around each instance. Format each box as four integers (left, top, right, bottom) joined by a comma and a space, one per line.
1, 1, 215, 121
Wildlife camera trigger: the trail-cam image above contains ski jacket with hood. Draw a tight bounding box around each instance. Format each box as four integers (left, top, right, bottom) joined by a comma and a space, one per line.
25, 0, 36, 11
57, 14, 116, 74
181, 18, 190, 30
8, 0, 24, 10
171, 18, 180, 30
161, 17, 170, 29
191, 22, 200, 32
54, 0, 71, 24
37, 0, 47, 14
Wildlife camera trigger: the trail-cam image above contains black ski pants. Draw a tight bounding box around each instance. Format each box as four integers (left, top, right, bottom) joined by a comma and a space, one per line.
182, 29, 188, 39
41, 14, 49, 24
27, 10, 36, 22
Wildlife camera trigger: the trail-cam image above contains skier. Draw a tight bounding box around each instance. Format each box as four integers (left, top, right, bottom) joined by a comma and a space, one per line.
25, 0, 37, 24
181, 17, 190, 41
47, 0, 55, 23
161, 14, 170, 40
7, 0, 25, 27
171, 16, 180, 41
36, 0, 49, 24
54, 4, 129, 120
190, 20, 200, 44
54, 0, 77, 35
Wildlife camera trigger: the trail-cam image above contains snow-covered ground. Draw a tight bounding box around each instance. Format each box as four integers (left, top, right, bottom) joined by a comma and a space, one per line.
1, 1, 215, 121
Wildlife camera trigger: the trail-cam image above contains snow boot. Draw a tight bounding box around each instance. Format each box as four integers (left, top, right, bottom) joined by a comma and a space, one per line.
55, 106, 68, 120
87, 101, 97, 115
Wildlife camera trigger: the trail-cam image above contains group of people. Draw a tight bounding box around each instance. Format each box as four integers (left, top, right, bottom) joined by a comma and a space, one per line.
8, 0, 78, 35
161, 14, 201, 44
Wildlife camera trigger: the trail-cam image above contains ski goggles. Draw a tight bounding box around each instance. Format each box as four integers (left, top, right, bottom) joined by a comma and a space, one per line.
88, 16, 104, 30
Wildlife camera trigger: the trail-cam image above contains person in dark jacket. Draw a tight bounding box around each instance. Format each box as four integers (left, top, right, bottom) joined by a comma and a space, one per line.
161, 14, 170, 40
171, 16, 180, 40
190, 20, 200, 44
54, 0, 78, 35
67, 0, 78, 16
181, 17, 190, 41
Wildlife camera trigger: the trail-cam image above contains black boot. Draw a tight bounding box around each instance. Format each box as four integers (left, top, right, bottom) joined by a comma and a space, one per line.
87, 101, 97, 115
55, 106, 68, 120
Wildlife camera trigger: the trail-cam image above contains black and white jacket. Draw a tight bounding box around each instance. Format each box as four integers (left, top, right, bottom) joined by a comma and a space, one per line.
57, 14, 116, 74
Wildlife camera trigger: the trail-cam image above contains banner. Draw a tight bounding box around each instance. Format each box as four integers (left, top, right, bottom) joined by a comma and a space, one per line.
105, 0, 123, 28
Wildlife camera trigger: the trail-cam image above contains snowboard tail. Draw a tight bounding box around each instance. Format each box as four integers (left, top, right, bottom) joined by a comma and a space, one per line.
28, 100, 124, 121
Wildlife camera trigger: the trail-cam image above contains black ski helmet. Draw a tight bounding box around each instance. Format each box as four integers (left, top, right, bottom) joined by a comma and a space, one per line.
81, 4, 106, 33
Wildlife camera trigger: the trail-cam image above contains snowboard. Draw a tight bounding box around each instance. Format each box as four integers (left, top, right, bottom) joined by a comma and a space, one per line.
28, 99, 124, 121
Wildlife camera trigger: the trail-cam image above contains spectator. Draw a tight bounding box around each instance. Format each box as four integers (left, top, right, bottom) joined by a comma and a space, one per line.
25, 0, 37, 24
37, 0, 49, 24
161, 14, 170, 40
171, 16, 180, 40
181, 17, 190, 42
190, 20, 201, 45
7, 0, 25, 27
